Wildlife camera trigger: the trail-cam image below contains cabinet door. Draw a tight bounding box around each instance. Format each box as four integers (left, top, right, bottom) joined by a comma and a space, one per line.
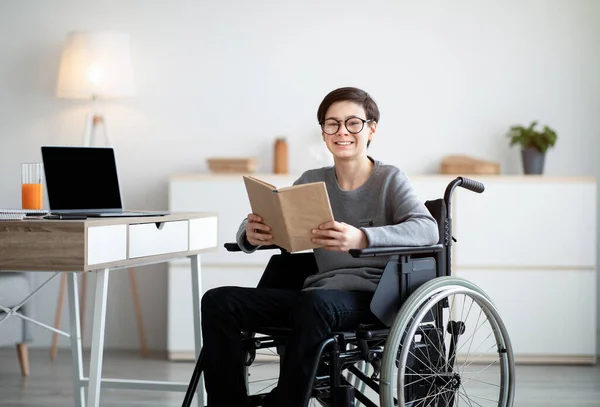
411, 177, 454, 203
454, 181, 596, 268
169, 175, 297, 266
167, 262, 265, 360
456, 268, 597, 362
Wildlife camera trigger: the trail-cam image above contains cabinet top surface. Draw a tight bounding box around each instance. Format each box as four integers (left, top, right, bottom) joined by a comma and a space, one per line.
170, 173, 596, 183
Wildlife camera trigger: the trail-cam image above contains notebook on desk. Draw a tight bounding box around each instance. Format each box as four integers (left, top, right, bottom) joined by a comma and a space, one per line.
41, 146, 170, 217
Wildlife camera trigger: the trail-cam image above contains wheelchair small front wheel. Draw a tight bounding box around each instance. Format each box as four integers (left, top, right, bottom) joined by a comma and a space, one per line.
379, 276, 515, 407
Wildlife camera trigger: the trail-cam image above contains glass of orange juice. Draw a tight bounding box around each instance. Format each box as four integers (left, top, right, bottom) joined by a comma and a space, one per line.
22, 162, 44, 210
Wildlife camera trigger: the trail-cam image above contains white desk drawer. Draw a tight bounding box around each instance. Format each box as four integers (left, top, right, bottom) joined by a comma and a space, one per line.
189, 216, 218, 250
129, 220, 189, 258
87, 225, 128, 265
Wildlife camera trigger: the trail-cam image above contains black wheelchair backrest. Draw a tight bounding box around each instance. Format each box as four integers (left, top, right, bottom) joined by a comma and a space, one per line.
424, 198, 447, 246
370, 199, 448, 326
422, 198, 449, 278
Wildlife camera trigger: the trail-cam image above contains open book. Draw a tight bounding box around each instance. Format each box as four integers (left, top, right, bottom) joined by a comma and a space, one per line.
243, 176, 335, 253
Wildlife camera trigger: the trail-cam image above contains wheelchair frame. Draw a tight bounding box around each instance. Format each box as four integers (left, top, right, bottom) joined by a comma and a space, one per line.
182, 177, 515, 407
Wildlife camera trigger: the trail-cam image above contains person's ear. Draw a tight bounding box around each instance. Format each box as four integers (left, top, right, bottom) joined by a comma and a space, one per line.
368, 121, 377, 140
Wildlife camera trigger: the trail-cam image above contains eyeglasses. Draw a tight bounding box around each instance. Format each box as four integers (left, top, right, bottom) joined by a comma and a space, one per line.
320, 117, 374, 135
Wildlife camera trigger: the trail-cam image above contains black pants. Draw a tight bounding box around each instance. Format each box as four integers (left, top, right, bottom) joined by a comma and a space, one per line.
201, 286, 378, 407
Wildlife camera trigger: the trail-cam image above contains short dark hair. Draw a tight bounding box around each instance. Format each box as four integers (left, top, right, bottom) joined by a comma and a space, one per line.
317, 87, 380, 124
317, 87, 380, 147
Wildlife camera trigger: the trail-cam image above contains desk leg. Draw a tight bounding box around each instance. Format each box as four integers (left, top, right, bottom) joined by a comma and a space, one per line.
190, 254, 205, 407
87, 269, 110, 407
67, 273, 85, 407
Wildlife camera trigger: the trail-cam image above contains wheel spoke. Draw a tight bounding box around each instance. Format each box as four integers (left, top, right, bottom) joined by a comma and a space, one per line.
383, 281, 514, 407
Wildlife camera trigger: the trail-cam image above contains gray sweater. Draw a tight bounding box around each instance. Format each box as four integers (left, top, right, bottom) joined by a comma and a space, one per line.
236, 158, 439, 292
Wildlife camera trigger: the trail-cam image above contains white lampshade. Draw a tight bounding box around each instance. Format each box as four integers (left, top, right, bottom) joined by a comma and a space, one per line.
56, 31, 136, 99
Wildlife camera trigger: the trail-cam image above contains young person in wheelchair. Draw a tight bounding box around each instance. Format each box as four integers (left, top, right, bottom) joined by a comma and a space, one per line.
200, 87, 440, 407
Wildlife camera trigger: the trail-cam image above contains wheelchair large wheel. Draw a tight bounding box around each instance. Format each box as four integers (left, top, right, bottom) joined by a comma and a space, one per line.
380, 277, 515, 407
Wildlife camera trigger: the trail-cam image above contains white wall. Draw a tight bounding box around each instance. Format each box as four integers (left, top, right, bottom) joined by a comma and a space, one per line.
0, 0, 599, 352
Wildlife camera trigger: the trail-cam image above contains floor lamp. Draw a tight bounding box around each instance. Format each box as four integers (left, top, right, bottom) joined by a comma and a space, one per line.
51, 31, 148, 359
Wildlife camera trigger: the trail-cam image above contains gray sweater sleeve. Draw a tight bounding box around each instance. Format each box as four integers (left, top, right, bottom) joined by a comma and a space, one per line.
360, 170, 439, 247
236, 218, 259, 253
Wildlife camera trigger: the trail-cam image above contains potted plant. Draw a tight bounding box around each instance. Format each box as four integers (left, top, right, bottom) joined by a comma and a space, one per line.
507, 120, 557, 174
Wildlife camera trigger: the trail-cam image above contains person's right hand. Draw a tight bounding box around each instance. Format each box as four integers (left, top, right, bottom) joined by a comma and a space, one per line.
245, 213, 273, 246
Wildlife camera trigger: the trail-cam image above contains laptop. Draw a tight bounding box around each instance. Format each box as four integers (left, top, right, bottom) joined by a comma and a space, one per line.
41, 146, 170, 217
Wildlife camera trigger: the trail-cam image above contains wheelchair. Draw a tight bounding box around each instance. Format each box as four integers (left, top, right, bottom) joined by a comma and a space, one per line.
182, 176, 515, 407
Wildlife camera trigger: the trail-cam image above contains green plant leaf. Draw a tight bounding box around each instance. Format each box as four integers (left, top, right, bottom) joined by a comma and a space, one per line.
506, 121, 558, 152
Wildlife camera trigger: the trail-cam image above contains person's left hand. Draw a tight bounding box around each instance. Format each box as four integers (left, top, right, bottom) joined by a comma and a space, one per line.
311, 221, 368, 252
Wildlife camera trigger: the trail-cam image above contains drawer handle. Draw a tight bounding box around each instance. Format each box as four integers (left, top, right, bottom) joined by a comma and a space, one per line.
155, 222, 165, 230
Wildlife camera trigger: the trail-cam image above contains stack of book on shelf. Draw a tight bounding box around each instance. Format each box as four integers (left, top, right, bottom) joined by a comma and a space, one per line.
439, 155, 500, 175
207, 158, 257, 173
0, 209, 49, 220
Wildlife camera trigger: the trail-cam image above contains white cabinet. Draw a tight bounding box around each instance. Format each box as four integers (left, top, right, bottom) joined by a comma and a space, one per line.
168, 174, 597, 363
451, 177, 597, 364
167, 260, 264, 360
454, 180, 596, 268
457, 268, 596, 361
167, 174, 296, 360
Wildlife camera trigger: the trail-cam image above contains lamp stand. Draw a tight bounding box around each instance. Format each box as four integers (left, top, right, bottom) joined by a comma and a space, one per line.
50, 108, 149, 360
83, 112, 112, 147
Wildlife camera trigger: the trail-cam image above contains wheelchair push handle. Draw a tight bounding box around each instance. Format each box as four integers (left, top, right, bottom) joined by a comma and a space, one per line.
458, 176, 485, 193
444, 177, 485, 211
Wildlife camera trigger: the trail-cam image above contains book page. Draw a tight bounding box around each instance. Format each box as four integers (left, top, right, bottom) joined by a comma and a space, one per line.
242, 176, 289, 249
244, 176, 277, 190
277, 182, 334, 252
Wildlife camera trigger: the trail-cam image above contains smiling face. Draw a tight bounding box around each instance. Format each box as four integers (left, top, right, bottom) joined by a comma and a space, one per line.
321, 101, 377, 161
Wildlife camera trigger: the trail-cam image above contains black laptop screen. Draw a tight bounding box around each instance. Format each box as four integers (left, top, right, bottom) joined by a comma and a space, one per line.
42, 146, 123, 211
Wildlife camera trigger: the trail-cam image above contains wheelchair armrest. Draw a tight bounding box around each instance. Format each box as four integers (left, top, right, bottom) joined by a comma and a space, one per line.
225, 242, 444, 257
348, 244, 443, 258
224, 242, 281, 252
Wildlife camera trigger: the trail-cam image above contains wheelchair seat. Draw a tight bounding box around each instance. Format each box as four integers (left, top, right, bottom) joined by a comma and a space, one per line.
251, 324, 390, 343
182, 176, 515, 407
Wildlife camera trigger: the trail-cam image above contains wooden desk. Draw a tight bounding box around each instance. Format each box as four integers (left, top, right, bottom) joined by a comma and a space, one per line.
0, 212, 217, 407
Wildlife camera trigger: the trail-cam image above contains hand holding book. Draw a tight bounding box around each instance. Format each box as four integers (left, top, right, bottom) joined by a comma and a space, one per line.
311, 220, 368, 252
245, 213, 274, 246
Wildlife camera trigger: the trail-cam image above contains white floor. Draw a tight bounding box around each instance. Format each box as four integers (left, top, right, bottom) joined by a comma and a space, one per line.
0, 348, 599, 406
